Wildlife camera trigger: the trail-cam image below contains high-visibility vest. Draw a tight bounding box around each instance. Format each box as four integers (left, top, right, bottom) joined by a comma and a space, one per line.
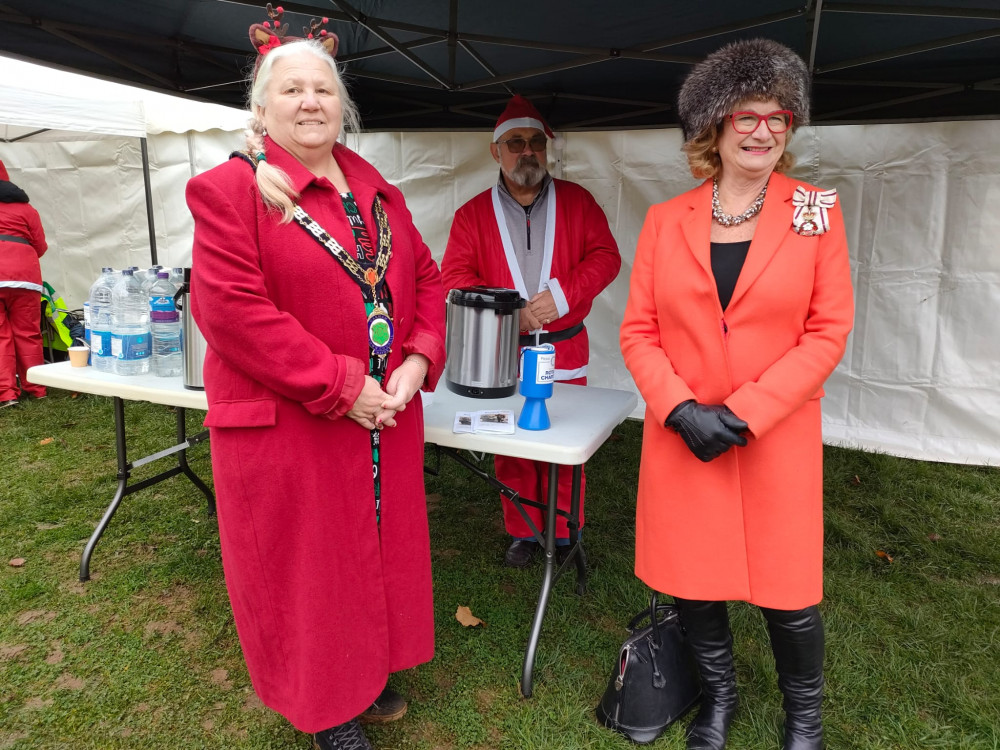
40, 281, 80, 352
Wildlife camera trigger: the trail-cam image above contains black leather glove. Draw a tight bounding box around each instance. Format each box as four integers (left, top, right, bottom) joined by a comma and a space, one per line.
665, 400, 749, 462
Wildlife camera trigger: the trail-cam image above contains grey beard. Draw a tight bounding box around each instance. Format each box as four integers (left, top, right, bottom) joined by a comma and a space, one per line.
504, 157, 547, 188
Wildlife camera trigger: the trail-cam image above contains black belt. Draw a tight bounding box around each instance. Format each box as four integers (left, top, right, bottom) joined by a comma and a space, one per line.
0, 234, 30, 245
520, 322, 584, 346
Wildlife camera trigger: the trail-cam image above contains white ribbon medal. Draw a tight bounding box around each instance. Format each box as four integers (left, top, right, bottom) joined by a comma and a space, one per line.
791, 186, 837, 236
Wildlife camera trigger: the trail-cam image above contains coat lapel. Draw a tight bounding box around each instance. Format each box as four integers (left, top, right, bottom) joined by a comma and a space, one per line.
680, 179, 715, 280
728, 172, 793, 310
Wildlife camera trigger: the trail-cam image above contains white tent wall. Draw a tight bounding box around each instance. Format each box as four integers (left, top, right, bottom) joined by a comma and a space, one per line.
4, 114, 997, 465
7, 139, 150, 301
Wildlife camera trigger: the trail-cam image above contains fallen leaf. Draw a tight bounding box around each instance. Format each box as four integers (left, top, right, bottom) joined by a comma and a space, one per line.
851, 475, 862, 485
71, 392, 80, 399
876, 549, 894, 563
39, 437, 54, 445
8, 558, 25, 567
927, 533, 942, 542
455, 605, 484, 628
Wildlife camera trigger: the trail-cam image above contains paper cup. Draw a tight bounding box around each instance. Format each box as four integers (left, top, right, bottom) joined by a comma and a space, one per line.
68, 346, 90, 367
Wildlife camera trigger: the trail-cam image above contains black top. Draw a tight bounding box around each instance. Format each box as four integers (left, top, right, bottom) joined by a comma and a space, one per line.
710, 240, 751, 311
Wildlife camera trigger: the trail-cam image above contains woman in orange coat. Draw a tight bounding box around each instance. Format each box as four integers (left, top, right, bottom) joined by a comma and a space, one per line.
620, 39, 854, 750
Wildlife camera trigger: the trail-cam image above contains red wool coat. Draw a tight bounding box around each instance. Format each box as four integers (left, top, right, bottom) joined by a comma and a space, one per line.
187, 138, 446, 732
620, 172, 854, 609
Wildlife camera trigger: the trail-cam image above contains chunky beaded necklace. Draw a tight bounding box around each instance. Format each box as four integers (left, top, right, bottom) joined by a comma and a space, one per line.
711, 179, 767, 226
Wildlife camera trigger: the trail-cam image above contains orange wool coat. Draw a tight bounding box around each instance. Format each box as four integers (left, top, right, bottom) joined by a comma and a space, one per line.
620, 172, 854, 609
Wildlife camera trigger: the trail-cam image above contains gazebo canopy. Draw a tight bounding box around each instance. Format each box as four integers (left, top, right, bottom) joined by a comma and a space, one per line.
0, 0, 997, 131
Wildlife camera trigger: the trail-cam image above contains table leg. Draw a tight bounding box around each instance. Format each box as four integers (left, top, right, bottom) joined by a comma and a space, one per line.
567, 465, 587, 595
80, 397, 130, 581
520, 462, 561, 698
176, 407, 215, 516
79, 398, 214, 582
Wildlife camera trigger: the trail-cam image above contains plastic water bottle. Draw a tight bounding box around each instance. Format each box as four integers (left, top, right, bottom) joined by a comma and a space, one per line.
169, 267, 185, 287
149, 271, 181, 377
111, 269, 151, 376
141, 266, 163, 295
88, 267, 117, 373
82, 301, 91, 361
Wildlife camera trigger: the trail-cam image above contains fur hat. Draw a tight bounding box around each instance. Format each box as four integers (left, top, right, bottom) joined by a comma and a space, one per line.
494, 95, 554, 141
677, 38, 810, 141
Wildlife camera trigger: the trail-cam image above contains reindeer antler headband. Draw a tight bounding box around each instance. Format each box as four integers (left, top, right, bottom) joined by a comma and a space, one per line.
248, 3, 339, 62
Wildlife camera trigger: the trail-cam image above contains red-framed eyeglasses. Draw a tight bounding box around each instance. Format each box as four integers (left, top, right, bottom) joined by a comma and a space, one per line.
729, 110, 794, 134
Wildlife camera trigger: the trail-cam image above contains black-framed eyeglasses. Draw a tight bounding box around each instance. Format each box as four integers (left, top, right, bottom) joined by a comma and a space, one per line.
729, 110, 793, 134
497, 135, 548, 153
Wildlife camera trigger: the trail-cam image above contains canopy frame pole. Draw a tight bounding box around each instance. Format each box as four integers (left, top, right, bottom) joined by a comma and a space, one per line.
140, 137, 158, 266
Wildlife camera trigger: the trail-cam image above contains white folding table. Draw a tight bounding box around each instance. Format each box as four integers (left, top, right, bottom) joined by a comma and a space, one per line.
27, 362, 213, 582
28, 361, 637, 695
420, 382, 637, 695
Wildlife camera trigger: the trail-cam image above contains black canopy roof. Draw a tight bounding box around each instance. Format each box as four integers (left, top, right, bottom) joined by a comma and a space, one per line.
1, 0, 998, 131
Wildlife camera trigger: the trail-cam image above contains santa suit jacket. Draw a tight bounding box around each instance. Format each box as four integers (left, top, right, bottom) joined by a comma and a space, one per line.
442, 178, 620, 380
187, 138, 446, 732
620, 172, 854, 609
0, 181, 47, 286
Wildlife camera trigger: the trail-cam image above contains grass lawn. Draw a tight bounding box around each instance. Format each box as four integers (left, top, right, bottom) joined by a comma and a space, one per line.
1, 390, 998, 749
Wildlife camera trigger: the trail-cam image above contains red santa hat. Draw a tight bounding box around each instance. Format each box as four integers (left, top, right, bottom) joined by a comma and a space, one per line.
493, 95, 554, 141
0, 160, 8, 182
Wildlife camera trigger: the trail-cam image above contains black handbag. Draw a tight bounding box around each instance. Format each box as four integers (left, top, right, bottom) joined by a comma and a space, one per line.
595, 593, 701, 744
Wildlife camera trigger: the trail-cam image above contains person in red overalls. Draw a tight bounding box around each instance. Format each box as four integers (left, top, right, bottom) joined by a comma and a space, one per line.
0, 159, 48, 407
441, 96, 621, 567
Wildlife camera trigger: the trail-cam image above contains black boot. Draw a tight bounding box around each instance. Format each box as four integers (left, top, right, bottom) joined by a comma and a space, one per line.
674, 598, 738, 750
313, 718, 373, 750
761, 605, 825, 750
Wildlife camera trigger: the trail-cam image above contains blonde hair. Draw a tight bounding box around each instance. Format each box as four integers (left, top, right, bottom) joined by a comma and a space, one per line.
682, 105, 796, 180
240, 40, 360, 222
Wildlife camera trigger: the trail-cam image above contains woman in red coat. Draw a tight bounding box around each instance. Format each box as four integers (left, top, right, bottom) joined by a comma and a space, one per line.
620, 40, 854, 750
186, 16, 445, 750
0, 159, 48, 407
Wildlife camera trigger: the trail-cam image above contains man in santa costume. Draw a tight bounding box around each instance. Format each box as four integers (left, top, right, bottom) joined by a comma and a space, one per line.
441, 95, 621, 567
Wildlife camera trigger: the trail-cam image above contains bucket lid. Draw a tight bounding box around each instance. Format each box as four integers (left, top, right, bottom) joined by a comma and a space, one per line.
448, 286, 526, 311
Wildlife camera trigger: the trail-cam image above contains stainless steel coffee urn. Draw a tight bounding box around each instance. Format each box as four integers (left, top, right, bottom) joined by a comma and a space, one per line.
445, 287, 525, 398
173, 268, 207, 390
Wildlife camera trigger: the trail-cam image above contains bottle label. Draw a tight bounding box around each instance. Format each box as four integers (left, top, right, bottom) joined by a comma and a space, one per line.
112, 333, 151, 361
150, 295, 178, 322
92, 330, 112, 357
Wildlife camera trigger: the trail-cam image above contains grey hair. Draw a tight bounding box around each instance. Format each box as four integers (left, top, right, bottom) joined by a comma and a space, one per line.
677, 38, 810, 143
241, 40, 360, 222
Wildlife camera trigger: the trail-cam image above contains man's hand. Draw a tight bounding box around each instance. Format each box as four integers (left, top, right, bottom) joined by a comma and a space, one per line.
519, 306, 543, 332
527, 289, 558, 327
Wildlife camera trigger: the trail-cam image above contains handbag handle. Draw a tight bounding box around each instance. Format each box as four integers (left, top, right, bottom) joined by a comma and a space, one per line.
626, 592, 678, 647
